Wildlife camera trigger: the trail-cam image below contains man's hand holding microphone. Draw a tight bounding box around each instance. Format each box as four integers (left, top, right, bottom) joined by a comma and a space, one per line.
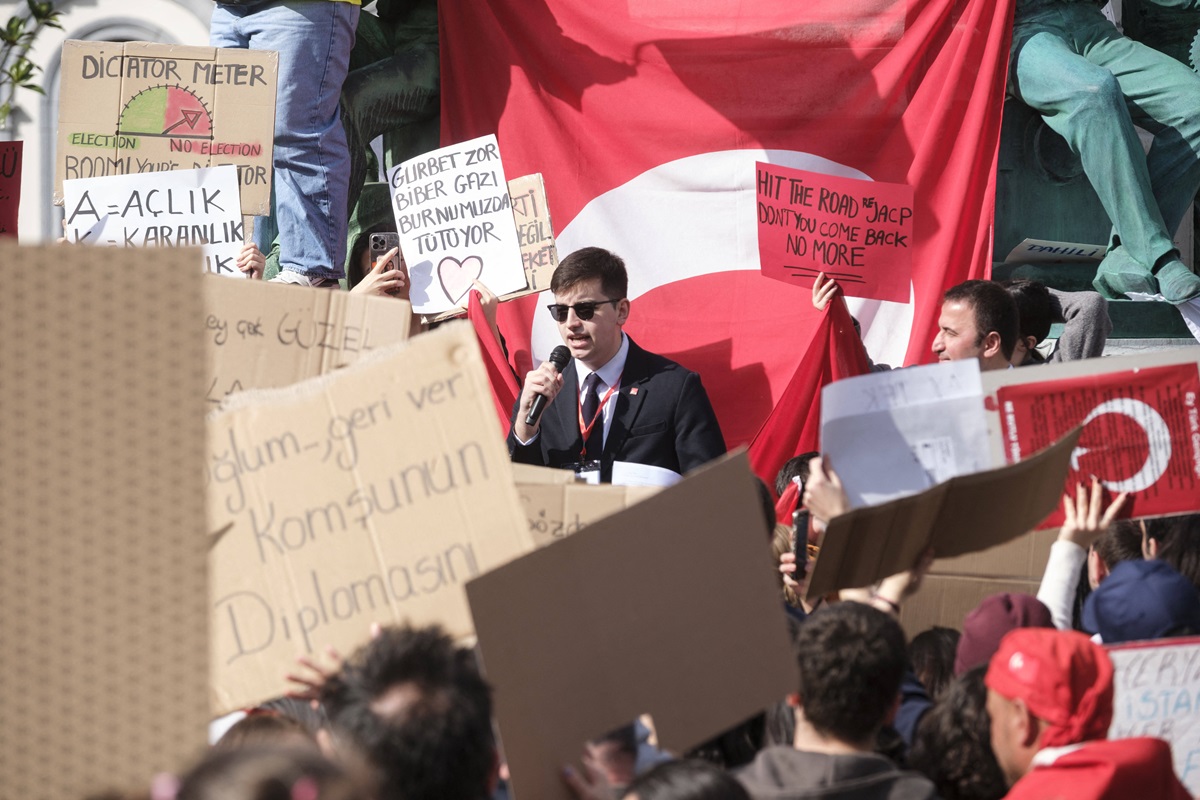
513, 345, 571, 442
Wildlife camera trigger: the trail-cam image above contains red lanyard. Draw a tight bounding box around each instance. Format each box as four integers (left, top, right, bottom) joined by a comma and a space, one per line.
577, 373, 621, 458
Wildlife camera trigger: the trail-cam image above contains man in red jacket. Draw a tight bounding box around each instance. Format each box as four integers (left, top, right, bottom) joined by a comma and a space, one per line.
985, 628, 1190, 799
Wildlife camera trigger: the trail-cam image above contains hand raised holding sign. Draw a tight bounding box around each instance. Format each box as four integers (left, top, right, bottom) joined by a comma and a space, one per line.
812, 271, 840, 311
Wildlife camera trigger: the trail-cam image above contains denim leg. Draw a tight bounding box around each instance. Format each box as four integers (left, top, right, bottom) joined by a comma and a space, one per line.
219, 1, 358, 280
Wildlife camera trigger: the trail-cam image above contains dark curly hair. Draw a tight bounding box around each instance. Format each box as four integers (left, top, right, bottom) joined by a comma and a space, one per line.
795, 603, 907, 744
320, 625, 494, 800
908, 667, 1006, 800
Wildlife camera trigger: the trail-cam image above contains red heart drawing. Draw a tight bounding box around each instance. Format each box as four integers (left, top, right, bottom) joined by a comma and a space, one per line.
438, 255, 484, 304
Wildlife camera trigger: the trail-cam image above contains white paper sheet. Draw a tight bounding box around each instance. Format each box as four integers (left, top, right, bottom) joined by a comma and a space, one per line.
611, 461, 682, 488
820, 360, 990, 507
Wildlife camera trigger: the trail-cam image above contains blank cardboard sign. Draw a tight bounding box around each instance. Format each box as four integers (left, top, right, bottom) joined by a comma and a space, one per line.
0, 242, 208, 798
207, 323, 534, 714
467, 451, 797, 800
805, 427, 1081, 601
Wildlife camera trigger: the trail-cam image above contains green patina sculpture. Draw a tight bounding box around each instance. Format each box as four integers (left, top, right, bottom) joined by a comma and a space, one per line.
1011, 0, 1200, 303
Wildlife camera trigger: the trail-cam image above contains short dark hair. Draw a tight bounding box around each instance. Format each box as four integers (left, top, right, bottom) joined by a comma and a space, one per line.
321, 625, 494, 800
795, 603, 907, 744
999, 278, 1053, 346
943, 280, 1019, 360
551, 246, 628, 300
908, 667, 1007, 800
1145, 513, 1200, 593
627, 759, 751, 800
775, 452, 820, 498
1094, 521, 1143, 571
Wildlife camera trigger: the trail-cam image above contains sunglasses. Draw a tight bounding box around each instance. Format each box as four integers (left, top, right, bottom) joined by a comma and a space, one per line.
546, 298, 622, 322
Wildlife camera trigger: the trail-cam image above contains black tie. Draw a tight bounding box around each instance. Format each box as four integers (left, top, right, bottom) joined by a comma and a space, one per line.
581, 374, 604, 459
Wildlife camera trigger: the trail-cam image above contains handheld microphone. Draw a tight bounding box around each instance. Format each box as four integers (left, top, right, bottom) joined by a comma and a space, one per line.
524, 345, 572, 426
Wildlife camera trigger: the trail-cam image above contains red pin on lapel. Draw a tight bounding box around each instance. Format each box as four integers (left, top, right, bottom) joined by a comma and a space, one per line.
630, 387, 639, 395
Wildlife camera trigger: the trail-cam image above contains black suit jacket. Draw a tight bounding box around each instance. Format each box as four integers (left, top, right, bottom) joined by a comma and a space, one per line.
507, 338, 727, 482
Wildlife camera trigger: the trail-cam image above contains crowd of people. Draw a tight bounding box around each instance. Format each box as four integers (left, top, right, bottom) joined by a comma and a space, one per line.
66, 0, 1200, 797
82, 242, 1198, 800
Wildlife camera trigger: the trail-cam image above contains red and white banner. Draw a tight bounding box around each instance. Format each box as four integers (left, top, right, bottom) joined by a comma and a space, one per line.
997, 363, 1200, 524
441, 0, 1015, 478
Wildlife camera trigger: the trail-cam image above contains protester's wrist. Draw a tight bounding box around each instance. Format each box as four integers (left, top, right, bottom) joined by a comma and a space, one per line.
870, 592, 901, 615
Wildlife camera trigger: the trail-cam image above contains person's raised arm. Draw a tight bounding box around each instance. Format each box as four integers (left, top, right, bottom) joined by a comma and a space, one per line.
1037, 478, 1127, 629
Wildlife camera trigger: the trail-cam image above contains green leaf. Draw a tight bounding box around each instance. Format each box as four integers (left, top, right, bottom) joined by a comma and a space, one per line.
2, 16, 26, 44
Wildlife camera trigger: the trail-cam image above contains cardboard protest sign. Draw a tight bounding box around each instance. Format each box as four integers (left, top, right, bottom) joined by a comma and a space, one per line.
804, 427, 1081, 601
507, 172, 558, 297
0, 140, 21, 238
988, 355, 1200, 525
425, 173, 558, 323
756, 162, 913, 302
204, 275, 412, 406
207, 323, 534, 714
821, 360, 991, 507
467, 452, 798, 800
1109, 637, 1200, 794
0, 242, 208, 798
56, 40, 277, 215
388, 134, 527, 315
515, 464, 659, 547
64, 165, 245, 276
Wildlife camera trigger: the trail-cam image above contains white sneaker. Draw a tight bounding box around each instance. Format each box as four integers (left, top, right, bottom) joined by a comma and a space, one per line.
269, 271, 340, 289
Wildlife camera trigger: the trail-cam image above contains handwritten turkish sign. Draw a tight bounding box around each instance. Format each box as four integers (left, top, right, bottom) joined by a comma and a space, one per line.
388, 134, 528, 316
755, 162, 913, 302
1109, 637, 1200, 795
63, 165, 245, 277
997, 363, 1200, 525
0, 141, 21, 238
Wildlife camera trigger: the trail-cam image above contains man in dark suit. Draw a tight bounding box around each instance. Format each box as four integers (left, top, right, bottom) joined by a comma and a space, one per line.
508, 247, 726, 483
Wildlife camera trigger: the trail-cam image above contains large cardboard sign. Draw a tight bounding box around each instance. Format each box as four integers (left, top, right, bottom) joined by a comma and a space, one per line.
388, 134, 527, 315
0, 140, 21, 238
1109, 637, 1200, 794
805, 427, 1081, 600
207, 324, 534, 714
467, 452, 798, 800
0, 242, 208, 798
64, 165, 245, 276
995, 361, 1200, 525
56, 40, 278, 215
756, 162, 913, 302
514, 464, 659, 547
204, 275, 412, 406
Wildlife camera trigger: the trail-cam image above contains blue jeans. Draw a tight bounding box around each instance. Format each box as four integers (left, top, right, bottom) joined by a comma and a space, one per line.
211, 0, 358, 280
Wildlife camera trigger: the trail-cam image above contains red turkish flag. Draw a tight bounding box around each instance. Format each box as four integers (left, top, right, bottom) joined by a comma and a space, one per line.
441, 0, 1015, 478
997, 363, 1200, 524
